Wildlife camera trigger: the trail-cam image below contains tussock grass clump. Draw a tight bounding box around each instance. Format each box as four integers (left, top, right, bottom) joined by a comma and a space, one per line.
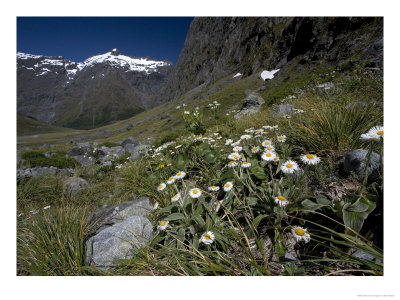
17, 206, 98, 275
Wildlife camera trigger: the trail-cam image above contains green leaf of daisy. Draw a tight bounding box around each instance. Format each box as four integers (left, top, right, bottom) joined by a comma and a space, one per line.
249, 159, 267, 180
301, 199, 329, 211
192, 214, 205, 226
165, 213, 185, 221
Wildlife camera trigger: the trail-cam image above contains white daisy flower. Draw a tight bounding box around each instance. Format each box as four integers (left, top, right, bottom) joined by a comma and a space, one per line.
277, 135, 286, 142
153, 201, 159, 210
43, 205, 51, 210
264, 146, 275, 152
208, 185, 220, 192
184, 111, 190, 115
166, 176, 175, 184
263, 125, 273, 130
171, 193, 181, 202
241, 161, 251, 168
200, 231, 215, 245
261, 152, 276, 161
176, 105, 181, 109
274, 195, 289, 207
300, 154, 321, 165
251, 146, 260, 153
272, 125, 279, 129
223, 181, 234, 192
189, 188, 202, 198
240, 134, 251, 140
157, 183, 166, 191
225, 139, 233, 145
292, 226, 311, 243
228, 153, 241, 161
280, 160, 299, 174
367, 126, 384, 140
228, 161, 238, 168
360, 133, 378, 142
255, 129, 264, 134
262, 140, 273, 147
273, 156, 280, 162
158, 220, 169, 231
233, 146, 243, 152
231, 140, 241, 146
174, 171, 186, 180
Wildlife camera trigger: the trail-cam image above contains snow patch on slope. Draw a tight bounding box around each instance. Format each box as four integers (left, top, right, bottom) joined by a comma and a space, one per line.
260, 69, 280, 80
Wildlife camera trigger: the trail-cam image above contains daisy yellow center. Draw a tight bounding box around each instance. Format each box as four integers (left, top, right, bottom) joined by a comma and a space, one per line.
212, 186, 216, 189
279, 136, 283, 140
377, 130, 383, 136
286, 163, 293, 168
229, 161, 234, 164
306, 154, 314, 159
205, 234, 211, 240
193, 190, 198, 194
159, 185, 164, 189
295, 228, 305, 236
173, 195, 178, 199
158, 163, 164, 168
264, 142, 269, 145
244, 162, 248, 165
168, 177, 174, 181
253, 147, 257, 151
266, 153, 272, 157
267, 147, 272, 150
225, 184, 230, 188
177, 172, 182, 176
277, 196, 285, 201
161, 221, 166, 226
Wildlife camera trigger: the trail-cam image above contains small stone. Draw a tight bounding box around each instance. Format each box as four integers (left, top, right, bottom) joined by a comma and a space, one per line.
63, 177, 88, 197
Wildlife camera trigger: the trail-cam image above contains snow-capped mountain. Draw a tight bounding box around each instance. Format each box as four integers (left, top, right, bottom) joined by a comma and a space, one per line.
17, 49, 174, 129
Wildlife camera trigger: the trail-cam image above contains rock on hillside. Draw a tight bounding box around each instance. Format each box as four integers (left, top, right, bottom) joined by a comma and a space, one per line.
157, 17, 383, 104
17, 49, 174, 129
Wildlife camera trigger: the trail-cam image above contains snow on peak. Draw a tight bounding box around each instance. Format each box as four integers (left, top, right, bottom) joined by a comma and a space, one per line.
17, 52, 43, 60
260, 69, 280, 80
77, 51, 171, 74
112, 48, 117, 52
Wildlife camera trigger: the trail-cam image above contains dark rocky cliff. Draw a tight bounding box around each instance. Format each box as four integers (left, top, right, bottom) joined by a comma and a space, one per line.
157, 17, 383, 103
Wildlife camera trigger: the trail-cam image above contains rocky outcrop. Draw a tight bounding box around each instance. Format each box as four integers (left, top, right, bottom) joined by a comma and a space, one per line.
157, 17, 383, 103
85, 216, 153, 269
85, 197, 154, 269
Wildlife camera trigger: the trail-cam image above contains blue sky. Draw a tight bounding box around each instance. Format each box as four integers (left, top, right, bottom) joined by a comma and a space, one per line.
17, 17, 193, 65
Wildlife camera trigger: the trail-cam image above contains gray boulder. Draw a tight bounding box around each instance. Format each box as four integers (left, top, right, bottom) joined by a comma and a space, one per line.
71, 155, 95, 167
343, 149, 381, 182
87, 197, 153, 233
17, 166, 73, 181
121, 136, 138, 147
100, 146, 126, 159
63, 177, 88, 196
124, 144, 141, 160
85, 216, 153, 269
234, 95, 262, 119
270, 104, 294, 117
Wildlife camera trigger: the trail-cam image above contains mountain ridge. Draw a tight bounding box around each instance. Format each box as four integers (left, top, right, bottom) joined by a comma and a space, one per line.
17, 49, 174, 129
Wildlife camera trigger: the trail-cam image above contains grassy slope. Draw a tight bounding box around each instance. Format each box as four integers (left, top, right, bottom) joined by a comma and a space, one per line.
17, 60, 335, 149
17, 114, 74, 136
